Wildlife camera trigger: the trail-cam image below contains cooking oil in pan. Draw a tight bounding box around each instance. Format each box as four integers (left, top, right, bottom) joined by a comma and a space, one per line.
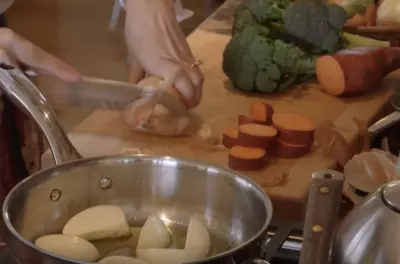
93, 221, 234, 258
165, 221, 232, 255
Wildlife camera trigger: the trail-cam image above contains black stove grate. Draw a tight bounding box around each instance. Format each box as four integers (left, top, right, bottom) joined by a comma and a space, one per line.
264, 219, 303, 264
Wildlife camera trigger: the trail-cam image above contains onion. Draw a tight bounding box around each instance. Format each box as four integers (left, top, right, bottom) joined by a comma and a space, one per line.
136, 216, 171, 249
35, 234, 99, 262
184, 218, 211, 258
136, 217, 211, 264
98, 256, 149, 264
136, 248, 201, 264
62, 205, 130, 240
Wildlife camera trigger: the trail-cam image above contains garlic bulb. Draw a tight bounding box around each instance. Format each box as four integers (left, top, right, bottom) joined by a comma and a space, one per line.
344, 149, 398, 202
376, 0, 400, 26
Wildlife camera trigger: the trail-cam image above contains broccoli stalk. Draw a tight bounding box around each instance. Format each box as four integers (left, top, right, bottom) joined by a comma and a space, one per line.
340, 0, 375, 17
343, 32, 390, 48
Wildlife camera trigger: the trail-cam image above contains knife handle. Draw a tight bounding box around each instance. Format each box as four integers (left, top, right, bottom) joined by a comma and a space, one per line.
299, 170, 344, 264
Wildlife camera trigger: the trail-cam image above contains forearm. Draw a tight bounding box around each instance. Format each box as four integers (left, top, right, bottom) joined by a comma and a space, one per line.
124, 0, 175, 20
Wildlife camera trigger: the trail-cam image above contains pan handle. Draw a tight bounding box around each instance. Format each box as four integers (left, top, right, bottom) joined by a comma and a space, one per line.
0, 65, 82, 165
299, 170, 344, 264
368, 111, 400, 136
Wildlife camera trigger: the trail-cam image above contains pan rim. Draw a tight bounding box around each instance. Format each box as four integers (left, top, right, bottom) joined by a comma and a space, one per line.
2, 154, 273, 263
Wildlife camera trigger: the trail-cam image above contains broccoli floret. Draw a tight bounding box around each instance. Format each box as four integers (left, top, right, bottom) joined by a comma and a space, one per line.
222, 25, 317, 93
245, 0, 291, 24
233, 6, 256, 35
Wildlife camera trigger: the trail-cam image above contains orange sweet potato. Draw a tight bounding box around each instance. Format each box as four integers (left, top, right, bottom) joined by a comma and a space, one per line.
270, 139, 312, 158
249, 102, 274, 125
228, 146, 267, 171
238, 124, 277, 149
272, 113, 315, 145
238, 115, 266, 126
222, 127, 239, 149
316, 47, 400, 96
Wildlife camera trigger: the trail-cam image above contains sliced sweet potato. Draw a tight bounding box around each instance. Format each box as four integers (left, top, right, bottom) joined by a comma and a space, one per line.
238, 115, 266, 126
238, 124, 277, 149
271, 139, 312, 158
316, 47, 400, 96
249, 102, 274, 125
272, 113, 315, 145
222, 127, 239, 149
228, 146, 267, 171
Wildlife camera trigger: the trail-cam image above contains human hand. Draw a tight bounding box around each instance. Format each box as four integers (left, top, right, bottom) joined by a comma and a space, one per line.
124, 0, 204, 108
0, 28, 80, 82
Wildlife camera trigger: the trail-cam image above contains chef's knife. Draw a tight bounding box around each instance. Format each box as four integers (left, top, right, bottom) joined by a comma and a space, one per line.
27, 74, 189, 116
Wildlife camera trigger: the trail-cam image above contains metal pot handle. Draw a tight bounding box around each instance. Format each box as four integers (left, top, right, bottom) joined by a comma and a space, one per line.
299, 170, 344, 264
0, 64, 81, 165
368, 111, 400, 136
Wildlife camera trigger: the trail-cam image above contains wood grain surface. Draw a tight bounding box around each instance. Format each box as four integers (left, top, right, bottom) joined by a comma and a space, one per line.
67, 0, 399, 220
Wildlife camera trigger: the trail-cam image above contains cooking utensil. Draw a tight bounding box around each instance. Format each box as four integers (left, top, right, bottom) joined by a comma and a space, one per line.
0, 64, 272, 264
368, 91, 400, 135
299, 170, 344, 264
36, 75, 189, 116
333, 180, 400, 263
301, 168, 400, 264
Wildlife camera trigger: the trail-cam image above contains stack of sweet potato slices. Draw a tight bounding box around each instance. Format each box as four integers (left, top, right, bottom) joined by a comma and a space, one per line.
222, 102, 315, 171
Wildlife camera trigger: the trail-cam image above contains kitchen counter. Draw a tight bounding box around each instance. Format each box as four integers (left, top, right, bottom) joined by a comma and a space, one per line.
72, 0, 399, 220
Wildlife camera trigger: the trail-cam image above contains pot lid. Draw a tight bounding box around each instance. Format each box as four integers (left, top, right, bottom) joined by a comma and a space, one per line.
382, 181, 400, 212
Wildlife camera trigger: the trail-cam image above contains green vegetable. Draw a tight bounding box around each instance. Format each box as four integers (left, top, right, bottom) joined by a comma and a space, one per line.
222, 0, 390, 94
283, 0, 386, 53
223, 25, 317, 93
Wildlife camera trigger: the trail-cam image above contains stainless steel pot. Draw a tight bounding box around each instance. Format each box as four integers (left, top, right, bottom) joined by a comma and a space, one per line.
0, 65, 273, 264
299, 169, 400, 264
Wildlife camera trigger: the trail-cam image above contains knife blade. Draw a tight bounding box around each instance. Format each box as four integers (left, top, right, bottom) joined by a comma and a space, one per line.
35, 75, 189, 116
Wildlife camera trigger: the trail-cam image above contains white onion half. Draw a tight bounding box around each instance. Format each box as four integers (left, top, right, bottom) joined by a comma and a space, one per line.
136, 216, 171, 249
35, 234, 99, 262
136, 217, 211, 264
63, 205, 130, 240
98, 256, 149, 264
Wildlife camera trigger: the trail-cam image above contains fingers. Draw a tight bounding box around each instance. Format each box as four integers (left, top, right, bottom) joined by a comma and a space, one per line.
185, 65, 204, 107
127, 53, 145, 83
154, 58, 204, 108
0, 28, 80, 82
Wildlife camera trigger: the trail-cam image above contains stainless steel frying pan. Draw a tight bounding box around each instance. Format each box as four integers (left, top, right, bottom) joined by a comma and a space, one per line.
0, 64, 272, 264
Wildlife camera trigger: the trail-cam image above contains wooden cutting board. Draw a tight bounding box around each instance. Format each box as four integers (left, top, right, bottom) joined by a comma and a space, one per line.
72, 0, 399, 220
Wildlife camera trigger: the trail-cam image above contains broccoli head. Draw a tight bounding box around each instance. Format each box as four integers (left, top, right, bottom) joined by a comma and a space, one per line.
222, 25, 317, 93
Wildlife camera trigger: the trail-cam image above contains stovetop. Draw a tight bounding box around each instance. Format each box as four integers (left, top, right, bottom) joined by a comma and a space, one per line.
264, 219, 302, 264
0, 218, 303, 264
